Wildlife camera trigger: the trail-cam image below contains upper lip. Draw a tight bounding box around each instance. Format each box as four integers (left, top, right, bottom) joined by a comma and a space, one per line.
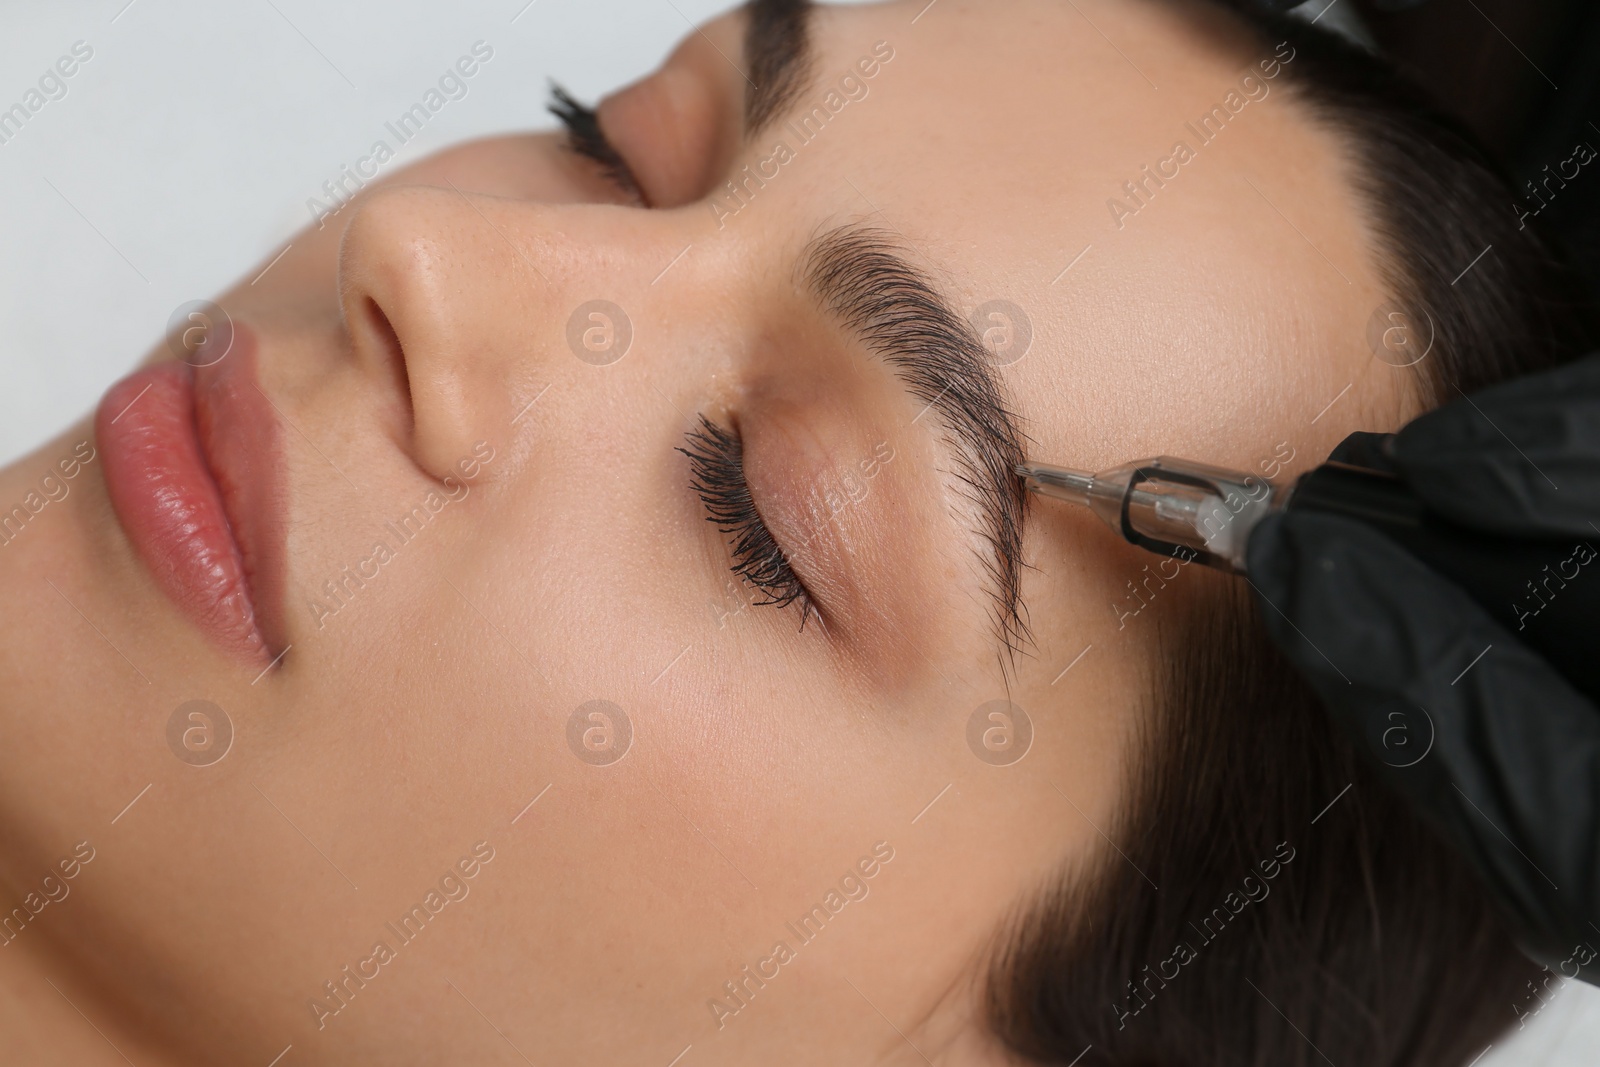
195, 327, 288, 659
94, 322, 287, 668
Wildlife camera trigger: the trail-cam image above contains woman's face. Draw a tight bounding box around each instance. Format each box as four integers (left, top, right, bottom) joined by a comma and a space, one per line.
0, 0, 1401, 1062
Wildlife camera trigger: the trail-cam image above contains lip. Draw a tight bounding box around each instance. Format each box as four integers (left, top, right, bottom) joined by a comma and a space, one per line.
94, 324, 286, 668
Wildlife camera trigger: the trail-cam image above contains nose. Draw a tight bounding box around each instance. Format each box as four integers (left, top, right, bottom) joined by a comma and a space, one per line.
338, 183, 736, 484
336, 185, 561, 481
338, 185, 530, 480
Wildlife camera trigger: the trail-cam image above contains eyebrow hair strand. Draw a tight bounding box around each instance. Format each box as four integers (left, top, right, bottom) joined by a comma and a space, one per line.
801, 224, 1032, 666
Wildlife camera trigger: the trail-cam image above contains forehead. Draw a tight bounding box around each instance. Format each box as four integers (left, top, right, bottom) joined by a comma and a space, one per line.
751, 0, 1400, 472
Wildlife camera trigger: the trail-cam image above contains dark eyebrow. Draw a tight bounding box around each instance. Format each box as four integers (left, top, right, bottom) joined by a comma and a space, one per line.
743, 0, 816, 136
800, 224, 1032, 663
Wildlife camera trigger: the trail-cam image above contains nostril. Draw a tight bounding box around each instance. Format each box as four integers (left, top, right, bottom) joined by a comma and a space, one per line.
357, 295, 415, 440
338, 185, 521, 485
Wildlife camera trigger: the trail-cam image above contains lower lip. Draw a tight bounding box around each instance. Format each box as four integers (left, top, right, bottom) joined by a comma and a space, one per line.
95, 329, 283, 666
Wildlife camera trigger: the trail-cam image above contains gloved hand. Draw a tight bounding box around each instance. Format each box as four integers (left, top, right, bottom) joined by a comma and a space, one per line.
1246, 353, 1600, 984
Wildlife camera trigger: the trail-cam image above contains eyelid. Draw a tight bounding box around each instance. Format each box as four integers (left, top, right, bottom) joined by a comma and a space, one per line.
739, 400, 907, 642
680, 417, 820, 629
595, 63, 729, 207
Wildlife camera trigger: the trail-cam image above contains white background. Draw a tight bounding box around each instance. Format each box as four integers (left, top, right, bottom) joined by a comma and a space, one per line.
0, 0, 1594, 1059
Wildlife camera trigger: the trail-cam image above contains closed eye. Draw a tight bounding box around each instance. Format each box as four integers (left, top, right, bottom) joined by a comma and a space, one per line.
679, 416, 819, 631
547, 82, 648, 205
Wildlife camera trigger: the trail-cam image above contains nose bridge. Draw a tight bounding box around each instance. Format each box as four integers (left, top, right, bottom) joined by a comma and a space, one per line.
337, 185, 713, 482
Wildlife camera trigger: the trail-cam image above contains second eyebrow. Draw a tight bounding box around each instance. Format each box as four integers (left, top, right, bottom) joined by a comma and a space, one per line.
799, 224, 1031, 662
743, 0, 817, 136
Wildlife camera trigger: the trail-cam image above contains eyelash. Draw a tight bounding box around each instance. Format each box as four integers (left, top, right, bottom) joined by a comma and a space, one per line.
678, 417, 818, 629
546, 82, 646, 202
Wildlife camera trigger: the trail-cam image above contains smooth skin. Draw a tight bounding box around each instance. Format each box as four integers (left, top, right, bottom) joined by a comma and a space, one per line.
0, 1, 1407, 1063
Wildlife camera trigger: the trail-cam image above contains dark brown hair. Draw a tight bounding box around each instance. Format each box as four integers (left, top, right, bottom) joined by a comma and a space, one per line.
985, 5, 1597, 1064
990, 582, 1543, 1065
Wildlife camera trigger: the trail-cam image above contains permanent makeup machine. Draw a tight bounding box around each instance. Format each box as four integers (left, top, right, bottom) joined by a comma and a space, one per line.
1016, 432, 1599, 703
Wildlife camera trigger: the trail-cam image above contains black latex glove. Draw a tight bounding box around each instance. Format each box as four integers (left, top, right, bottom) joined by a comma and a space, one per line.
1246, 353, 1600, 984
